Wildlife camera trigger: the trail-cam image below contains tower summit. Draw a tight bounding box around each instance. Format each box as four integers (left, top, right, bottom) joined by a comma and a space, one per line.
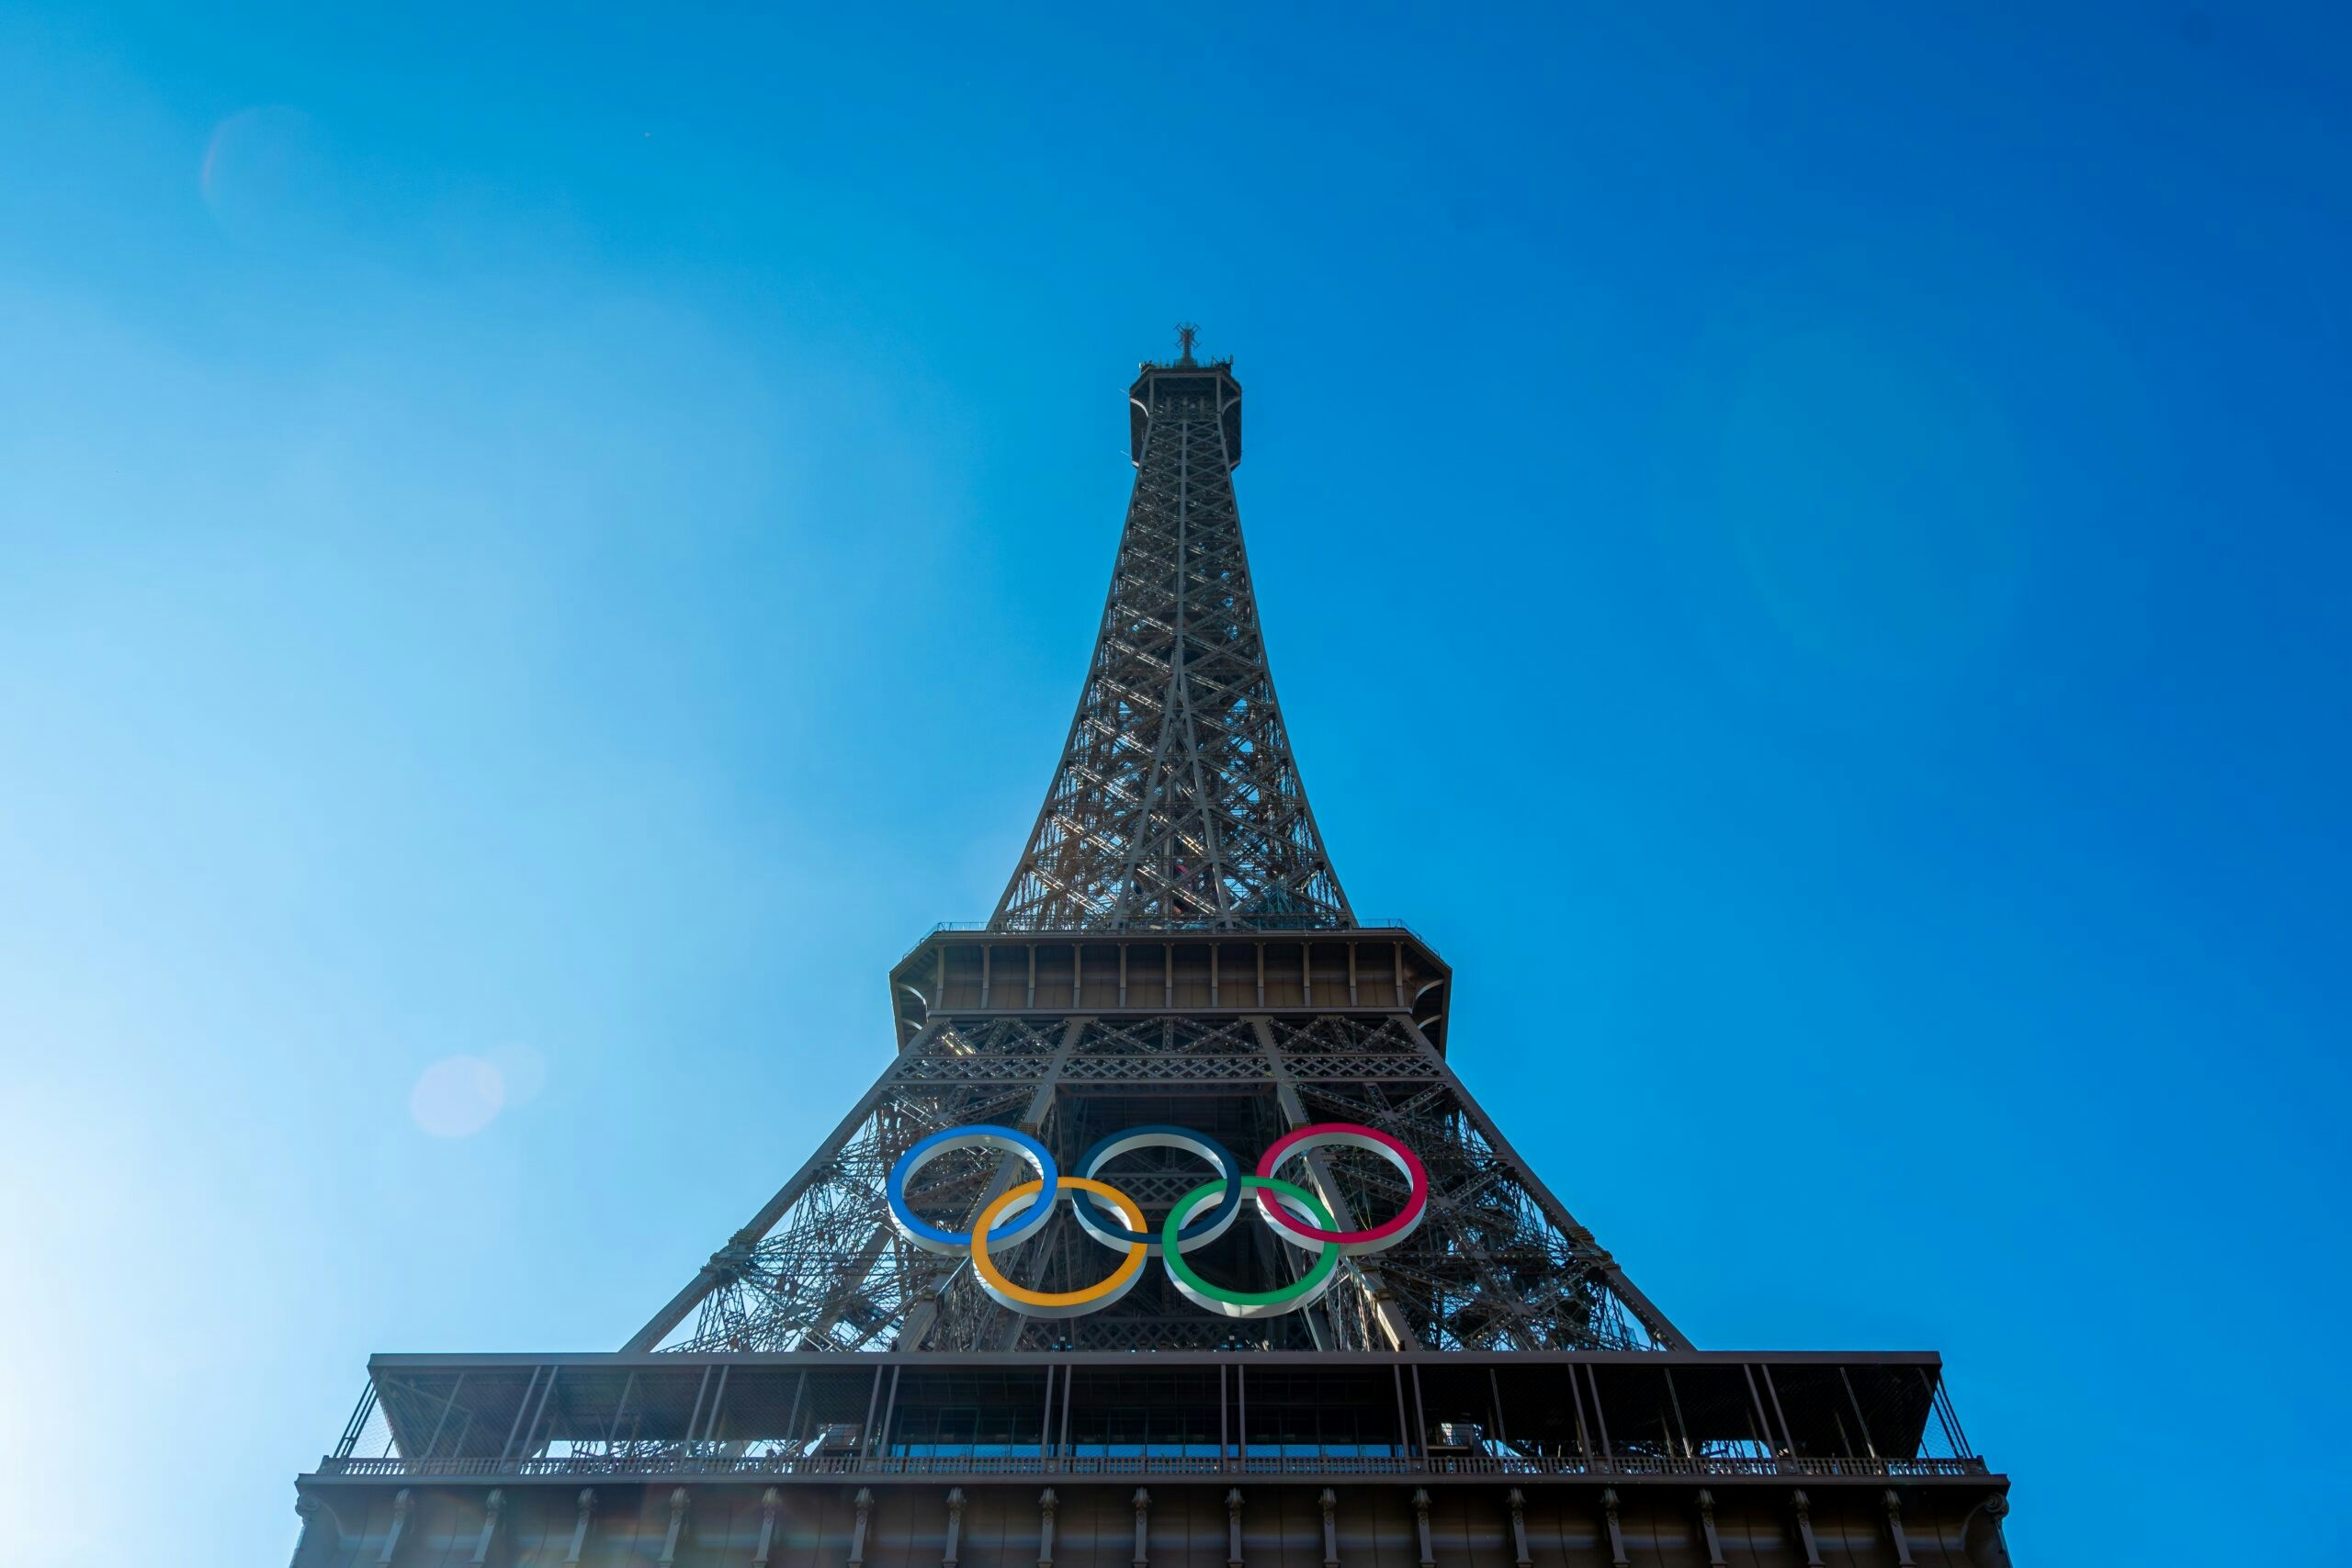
290, 344, 2012, 1568
995, 343, 1348, 932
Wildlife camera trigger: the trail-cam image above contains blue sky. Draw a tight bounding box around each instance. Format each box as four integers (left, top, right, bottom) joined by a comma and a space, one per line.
2, 3, 2346, 1562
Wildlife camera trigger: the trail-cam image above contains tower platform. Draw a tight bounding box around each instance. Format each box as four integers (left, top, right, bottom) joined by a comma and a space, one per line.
297, 1349, 2007, 1566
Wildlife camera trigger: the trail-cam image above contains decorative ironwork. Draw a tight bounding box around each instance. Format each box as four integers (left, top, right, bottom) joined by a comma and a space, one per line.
622, 343, 1686, 1360
991, 353, 1351, 931
641, 1010, 1679, 1354
295, 342, 2007, 1568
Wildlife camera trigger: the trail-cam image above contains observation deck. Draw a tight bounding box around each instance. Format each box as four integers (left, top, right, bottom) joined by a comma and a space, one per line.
318, 1349, 1987, 1491
888, 925, 1454, 1053
296, 1350, 2007, 1567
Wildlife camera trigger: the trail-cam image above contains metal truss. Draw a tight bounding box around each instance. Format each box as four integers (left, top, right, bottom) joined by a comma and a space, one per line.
619, 344, 1687, 1362
628, 1012, 1684, 1356
992, 354, 1351, 931
305, 345, 2024, 1568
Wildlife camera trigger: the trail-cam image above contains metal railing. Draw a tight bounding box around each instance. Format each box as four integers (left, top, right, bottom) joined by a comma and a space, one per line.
316, 1450, 1986, 1483
899, 918, 1431, 965
924, 919, 1422, 934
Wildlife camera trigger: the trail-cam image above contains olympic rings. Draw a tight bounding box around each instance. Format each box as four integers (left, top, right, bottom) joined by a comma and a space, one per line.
969, 1179, 1150, 1318
1070, 1124, 1245, 1255
882, 1120, 1420, 1318
1253, 1122, 1429, 1255
887, 1125, 1058, 1255
1161, 1177, 1342, 1319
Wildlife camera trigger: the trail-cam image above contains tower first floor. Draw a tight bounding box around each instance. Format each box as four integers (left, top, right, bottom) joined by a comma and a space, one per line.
290, 1474, 2011, 1568
292, 1350, 2007, 1567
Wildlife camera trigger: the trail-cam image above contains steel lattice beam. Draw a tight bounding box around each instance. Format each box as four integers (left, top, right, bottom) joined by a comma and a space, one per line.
620, 343, 1686, 1361
992, 355, 1351, 931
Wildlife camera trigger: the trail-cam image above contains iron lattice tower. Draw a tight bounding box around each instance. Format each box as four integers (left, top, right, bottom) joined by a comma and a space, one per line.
992, 347, 1350, 931
290, 339, 2011, 1568
620, 343, 1683, 1359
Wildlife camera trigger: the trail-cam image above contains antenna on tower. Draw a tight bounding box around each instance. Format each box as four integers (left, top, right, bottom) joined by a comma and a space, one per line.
1175, 322, 1199, 367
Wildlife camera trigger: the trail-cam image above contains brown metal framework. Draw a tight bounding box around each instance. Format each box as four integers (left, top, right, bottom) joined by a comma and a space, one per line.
993, 352, 1350, 931
622, 1005, 1683, 1357
288, 341, 2011, 1567
618, 347, 1682, 1359
298, 1350, 2007, 1566
330, 1349, 1984, 1484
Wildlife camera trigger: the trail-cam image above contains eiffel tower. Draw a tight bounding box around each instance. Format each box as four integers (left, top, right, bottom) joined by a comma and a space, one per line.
291, 338, 2014, 1568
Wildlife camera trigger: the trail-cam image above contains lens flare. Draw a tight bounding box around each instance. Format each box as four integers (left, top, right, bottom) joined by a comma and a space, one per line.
199, 105, 334, 250
409, 1055, 505, 1138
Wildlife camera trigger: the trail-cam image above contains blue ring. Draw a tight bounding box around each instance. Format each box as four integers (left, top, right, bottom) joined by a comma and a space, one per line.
887, 1125, 1059, 1255
1070, 1124, 1245, 1254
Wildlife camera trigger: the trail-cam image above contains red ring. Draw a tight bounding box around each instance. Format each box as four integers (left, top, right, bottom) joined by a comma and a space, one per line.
1252, 1122, 1428, 1255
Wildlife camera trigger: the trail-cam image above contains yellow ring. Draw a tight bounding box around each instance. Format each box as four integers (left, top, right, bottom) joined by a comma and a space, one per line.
967, 1178, 1148, 1314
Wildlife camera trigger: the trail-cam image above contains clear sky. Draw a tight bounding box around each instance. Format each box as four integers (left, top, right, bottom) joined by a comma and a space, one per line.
2, 3, 2346, 1562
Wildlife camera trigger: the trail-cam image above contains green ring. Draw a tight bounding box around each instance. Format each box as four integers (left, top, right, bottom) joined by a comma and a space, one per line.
1161, 1177, 1342, 1315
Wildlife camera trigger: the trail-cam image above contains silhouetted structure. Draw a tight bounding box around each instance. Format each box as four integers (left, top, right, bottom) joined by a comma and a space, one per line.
290, 342, 2012, 1567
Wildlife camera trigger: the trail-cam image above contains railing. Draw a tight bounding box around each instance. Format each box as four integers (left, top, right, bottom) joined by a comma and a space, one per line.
1792, 1456, 1986, 1478
900, 919, 1432, 967
317, 1450, 1987, 1483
